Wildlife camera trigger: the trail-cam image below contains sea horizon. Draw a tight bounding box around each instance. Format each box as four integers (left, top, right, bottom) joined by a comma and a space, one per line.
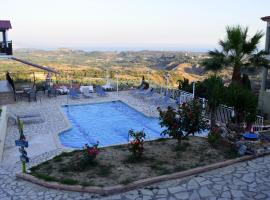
13, 46, 211, 53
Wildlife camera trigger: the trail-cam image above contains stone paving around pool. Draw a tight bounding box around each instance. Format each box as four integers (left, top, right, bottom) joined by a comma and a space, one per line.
2, 91, 160, 166
1, 152, 270, 199
1, 91, 270, 199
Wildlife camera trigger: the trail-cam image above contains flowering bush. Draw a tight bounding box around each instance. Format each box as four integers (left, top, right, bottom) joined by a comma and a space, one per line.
158, 99, 208, 145
82, 142, 99, 164
128, 129, 146, 159
207, 125, 222, 146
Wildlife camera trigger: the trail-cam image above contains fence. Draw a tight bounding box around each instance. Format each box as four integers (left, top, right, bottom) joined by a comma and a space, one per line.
177, 90, 194, 105
156, 88, 264, 130
214, 104, 234, 125
253, 116, 264, 132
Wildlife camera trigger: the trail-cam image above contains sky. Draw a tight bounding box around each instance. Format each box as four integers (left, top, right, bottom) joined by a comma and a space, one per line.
1, 0, 270, 52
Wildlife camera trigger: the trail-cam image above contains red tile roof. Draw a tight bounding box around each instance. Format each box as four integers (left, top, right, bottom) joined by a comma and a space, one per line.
261, 16, 270, 22
0, 20, 12, 30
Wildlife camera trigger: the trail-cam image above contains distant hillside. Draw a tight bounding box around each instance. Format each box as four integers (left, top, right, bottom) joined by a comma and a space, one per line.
0, 49, 212, 87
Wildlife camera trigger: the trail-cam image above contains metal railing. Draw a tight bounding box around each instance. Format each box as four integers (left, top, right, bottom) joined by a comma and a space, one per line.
253, 115, 264, 132
159, 88, 264, 130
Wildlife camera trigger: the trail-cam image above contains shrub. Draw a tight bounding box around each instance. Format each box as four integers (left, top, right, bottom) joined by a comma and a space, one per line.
174, 142, 190, 151
97, 165, 112, 177
207, 126, 222, 146
177, 78, 192, 92
203, 76, 225, 128
158, 99, 208, 146
128, 129, 146, 160
120, 177, 133, 185
32, 173, 58, 182
82, 142, 99, 164
17, 118, 25, 140
224, 83, 257, 126
60, 178, 79, 185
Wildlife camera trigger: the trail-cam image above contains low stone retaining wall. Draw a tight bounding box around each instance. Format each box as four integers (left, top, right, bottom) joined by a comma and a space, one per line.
16, 153, 269, 196
0, 80, 15, 105
0, 106, 8, 162
0, 91, 14, 105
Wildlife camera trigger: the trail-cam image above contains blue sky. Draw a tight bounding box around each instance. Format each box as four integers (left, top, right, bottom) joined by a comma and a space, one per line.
1, 0, 270, 51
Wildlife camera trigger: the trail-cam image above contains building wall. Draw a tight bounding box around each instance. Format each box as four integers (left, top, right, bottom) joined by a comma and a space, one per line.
0, 106, 7, 162
259, 91, 270, 118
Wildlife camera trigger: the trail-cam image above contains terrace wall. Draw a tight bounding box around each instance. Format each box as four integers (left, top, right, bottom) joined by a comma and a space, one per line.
0, 80, 15, 105
0, 106, 7, 162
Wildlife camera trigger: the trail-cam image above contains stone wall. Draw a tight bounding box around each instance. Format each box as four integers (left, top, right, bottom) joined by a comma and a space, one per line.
0, 80, 15, 105
0, 91, 15, 105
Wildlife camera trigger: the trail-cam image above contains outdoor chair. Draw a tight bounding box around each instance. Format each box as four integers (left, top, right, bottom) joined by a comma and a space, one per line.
134, 87, 152, 98
47, 87, 58, 98
130, 85, 144, 95
69, 88, 80, 99
154, 91, 174, 107
27, 88, 37, 102
80, 85, 94, 93
82, 87, 93, 98
57, 86, 69, 95
144, 90, 163, 102
15, 90, 24, 101
140, 88, 155, 99
96, 86, 108, 97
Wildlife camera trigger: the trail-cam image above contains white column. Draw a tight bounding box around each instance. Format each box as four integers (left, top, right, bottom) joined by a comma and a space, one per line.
261, 21, 270, 92
3, 31, 8, 47
266, 22, 270, 53
261, 68, 268, 92
116, 75, 119, 92
192, 82, 195, 98
5, 31, 8, 41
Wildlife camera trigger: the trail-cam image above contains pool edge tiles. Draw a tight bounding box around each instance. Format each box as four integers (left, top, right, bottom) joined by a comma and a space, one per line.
59, 101, 164, 149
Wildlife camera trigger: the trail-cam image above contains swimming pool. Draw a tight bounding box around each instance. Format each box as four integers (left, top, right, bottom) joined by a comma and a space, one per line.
59, 101, 165, 148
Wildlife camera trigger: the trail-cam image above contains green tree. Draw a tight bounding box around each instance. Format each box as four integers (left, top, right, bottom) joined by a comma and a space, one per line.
158, 99, 208, 146
177, 78, 191, 92
224, 84, 258, 127
204, 25, 264, 83
203, 76, 225, 129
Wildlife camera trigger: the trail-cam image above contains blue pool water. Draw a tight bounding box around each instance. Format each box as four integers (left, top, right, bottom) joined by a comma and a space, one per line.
59, 101, 165, 148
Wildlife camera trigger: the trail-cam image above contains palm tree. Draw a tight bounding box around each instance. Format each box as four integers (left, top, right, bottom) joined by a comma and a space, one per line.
204, 25, 265, 83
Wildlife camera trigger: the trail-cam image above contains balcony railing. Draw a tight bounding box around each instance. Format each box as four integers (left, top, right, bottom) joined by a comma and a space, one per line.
0, 41, 12, 56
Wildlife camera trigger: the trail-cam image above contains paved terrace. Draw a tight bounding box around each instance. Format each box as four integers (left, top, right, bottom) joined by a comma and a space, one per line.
0, 91, 270, 199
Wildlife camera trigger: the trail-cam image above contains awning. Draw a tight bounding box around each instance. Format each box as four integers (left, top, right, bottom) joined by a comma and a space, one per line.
10, 57, 59, 74
0, 20, 12, 30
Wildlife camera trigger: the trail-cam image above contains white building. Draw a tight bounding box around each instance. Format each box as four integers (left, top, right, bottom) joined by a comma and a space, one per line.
259, 16, 270, 117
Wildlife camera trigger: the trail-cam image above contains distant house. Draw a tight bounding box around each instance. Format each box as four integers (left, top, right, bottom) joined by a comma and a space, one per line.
0, 20, 59, 105
0, 20, 12, 56
258, 16, 270, 117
